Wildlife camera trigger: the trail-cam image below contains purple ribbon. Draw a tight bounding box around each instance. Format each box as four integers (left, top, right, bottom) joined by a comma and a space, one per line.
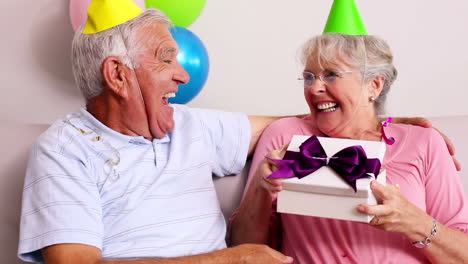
267, 136, 381, 192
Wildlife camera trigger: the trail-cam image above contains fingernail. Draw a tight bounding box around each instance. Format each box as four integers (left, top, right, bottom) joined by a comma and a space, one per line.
356, 204, 365, 213
284, 256, 294, 263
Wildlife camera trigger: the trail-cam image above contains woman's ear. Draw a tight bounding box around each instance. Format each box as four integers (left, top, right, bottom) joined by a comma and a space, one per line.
369, 76, 385, 99
102, 56, 130, 98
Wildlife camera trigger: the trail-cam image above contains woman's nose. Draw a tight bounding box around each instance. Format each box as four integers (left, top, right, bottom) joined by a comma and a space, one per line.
308, 79, 326, 94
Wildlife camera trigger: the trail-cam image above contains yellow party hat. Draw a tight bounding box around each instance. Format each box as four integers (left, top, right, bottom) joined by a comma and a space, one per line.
83, 0, 143, 34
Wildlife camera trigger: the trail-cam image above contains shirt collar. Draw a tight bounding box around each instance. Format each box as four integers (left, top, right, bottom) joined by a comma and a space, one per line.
78, 108, 153, 148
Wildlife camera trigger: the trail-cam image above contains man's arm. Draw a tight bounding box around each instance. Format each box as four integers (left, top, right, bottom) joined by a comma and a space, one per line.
247, 116, 283, 157
248, 115, 309, 157
248, 115, 461, 170
42, 243, 293, 264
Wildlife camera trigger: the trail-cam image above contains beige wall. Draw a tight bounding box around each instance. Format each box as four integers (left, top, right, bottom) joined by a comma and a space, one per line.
1, 0, 467, 124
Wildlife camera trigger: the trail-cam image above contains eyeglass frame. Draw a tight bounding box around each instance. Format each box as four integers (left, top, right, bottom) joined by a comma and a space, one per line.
298, 70, 353, 88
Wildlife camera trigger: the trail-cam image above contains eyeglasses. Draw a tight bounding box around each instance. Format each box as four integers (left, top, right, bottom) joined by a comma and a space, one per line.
298, 70, 353, 88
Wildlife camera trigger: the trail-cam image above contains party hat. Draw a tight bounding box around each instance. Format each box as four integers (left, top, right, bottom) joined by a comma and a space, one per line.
83, 0, 143, 34
323, 0, 367, 35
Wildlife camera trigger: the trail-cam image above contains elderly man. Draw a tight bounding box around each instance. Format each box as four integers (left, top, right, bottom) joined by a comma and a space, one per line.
18, 0, 457, 263
18, 1, 292, 263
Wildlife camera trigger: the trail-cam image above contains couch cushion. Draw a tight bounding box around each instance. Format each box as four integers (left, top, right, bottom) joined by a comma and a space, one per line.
213, 160, 250, 222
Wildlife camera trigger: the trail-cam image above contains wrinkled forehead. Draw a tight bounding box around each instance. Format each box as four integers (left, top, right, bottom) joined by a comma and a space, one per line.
134, 23, 179, 53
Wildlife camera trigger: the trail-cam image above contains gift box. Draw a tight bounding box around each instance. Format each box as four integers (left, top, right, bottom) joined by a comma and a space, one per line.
275, 135, 386, 223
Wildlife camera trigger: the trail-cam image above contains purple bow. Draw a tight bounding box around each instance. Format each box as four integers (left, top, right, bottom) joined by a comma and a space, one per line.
268, 136, 381, 192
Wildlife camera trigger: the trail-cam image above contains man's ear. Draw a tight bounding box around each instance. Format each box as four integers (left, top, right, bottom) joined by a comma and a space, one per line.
102, 56, 130, 98
369, 76, 385, 99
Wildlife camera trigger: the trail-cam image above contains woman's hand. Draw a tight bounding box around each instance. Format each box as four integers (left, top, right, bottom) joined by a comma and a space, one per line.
254, 145, 288, 201
357, 181, 434, 242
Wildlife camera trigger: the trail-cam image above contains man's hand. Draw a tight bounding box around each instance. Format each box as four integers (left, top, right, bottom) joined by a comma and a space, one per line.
388, 117, 461, 171
390, 117, 431, 128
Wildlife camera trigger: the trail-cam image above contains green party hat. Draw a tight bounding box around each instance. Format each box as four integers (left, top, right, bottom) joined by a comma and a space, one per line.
323, 0, 367, 35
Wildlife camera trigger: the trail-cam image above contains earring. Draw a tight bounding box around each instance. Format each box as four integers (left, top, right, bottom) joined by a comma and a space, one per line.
369, 96, 376, 102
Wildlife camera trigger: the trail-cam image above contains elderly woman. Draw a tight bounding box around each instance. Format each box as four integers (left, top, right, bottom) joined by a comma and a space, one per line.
230, 33, 468, 263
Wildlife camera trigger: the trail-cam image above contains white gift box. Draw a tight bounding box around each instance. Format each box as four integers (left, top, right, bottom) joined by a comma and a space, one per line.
277, 135, 386, 223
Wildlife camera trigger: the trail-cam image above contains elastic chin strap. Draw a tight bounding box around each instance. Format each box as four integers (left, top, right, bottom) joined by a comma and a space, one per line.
117, 27, 151, 132
357, 35, 371, 111
381, 117, 395, 145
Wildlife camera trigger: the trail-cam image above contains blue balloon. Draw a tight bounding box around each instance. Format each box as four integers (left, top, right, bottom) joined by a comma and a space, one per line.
169, 27, 209, 104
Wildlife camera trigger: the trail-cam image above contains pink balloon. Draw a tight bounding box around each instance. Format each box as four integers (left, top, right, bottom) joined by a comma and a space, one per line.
69, 0, 91, 31
134, 0, 146, 10
69, 0, 147, 32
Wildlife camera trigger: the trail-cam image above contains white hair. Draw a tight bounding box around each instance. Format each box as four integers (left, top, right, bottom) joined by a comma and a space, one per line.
71, 9, 172, 100
301, 34, 398, 114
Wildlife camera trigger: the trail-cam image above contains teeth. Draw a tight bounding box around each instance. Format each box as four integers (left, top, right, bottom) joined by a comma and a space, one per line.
162, 92, 176, 98
317, 102, 337, 110
322, 107, 336, 112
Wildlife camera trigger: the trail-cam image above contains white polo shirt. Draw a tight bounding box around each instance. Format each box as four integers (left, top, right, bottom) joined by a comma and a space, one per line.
18, 105, 251, 262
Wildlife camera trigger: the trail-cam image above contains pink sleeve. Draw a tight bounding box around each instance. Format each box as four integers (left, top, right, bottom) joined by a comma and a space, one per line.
424, 129, 468, 233
244, 121, 295, 197
228, 117, 305, 248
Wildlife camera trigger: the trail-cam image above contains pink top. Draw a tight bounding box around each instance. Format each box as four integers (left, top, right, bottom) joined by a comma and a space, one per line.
231, 117, 468, 263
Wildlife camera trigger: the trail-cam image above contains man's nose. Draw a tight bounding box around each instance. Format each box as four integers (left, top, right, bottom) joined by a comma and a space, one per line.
174, 62, 190, 85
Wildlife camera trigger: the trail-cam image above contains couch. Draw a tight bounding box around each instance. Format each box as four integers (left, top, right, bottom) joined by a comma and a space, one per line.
2, 116, 467, 263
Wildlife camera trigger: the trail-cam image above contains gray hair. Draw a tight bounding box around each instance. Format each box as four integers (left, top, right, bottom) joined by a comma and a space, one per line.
71, 9, 172, 100
301, 34, 397, 114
